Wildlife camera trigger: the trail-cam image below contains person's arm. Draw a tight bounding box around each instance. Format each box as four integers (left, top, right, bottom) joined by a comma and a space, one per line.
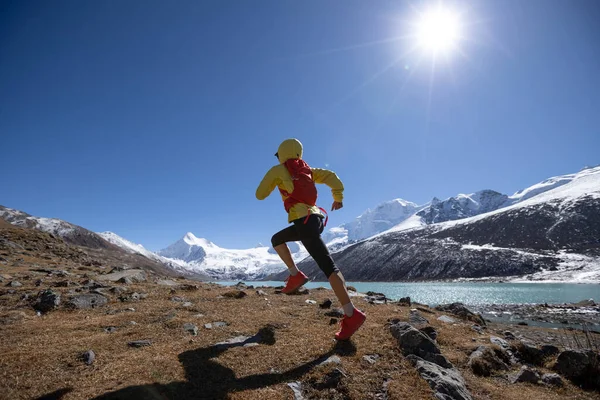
312, 168, 344, 209
256, 165, 294, 200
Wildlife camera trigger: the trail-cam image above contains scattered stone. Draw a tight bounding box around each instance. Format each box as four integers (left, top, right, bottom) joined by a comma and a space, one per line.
287, 382, 305, 400
542, 373, 563, 387
215, 335, 252, 346
468, 346, 509, 377
398, 296, 411, 306
407, 355, 472, 400
540, 344, 560, 358
125, 307, 135, 312
471, 325, 484, 334
324, 308, 344, 318
204, 323, 213, 329
318, 355, 342, 366
183, 323, 198, 336
363, 354, 381, 365
390, 321, 452, 368
34, 289, 61, 312
128, 340, 151, 348
305, 299, 317, 305
490, 336, 509, 349
437, 315, 457, 324
329, 318, 338, 325
81, 279, 105, 289
256, 290, 268, 296
129, 321, 137, 325
511, 366, 541, 384
178, 284, 199, 291
409, 309, 429, 326
104, 326, 117, 334
7, 281, 22, 287
213, 321, 228, 328
416, 306, 435, 314
182, 302, 193, 308
35, 279, 43, 287
515, 340, 544, 366
171, 296, 185, 302
119, 292, 142, 302
319, 299, 333, 309
118, 277, 133, 285
503, 331, 516, 340
435, 303, 485, 325
419, 326, 438, 341
109, 286, 127, 295
97, 269, 147, 283
67, 293, 108, 309
222, 290, 247, 299
82, 350, 95, 365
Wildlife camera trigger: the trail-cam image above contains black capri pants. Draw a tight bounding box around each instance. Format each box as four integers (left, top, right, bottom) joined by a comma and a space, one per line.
271, 214, 339, 278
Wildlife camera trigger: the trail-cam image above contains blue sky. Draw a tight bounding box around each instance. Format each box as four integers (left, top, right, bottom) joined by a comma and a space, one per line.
1, 0, 599, 251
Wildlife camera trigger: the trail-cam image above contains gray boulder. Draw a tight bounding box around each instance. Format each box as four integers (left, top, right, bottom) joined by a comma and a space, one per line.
97, 269, 147, 283
34, 289, 61, 312
511, 366, 540, 384
468, 346, 509, 377
515, 340, 544, 365
82, 350, 95, 365
390, 321, 452, 368
407, 355, 472, 400
435, 303, 485, 325
409, 309, 429, 325
554, 349, 600, 388
490, 336, 509, 349
541, 373, 563, 387
7, 281, 22, 287
67, 293, 108, 309
183, 323, 198, 336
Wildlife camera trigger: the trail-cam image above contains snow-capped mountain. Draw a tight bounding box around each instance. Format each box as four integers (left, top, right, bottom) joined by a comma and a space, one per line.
322, 199, 425, 249
156, 232, 305, 280
98, 231, 194, 275
282, 166, 600, 283
417, 190, 509, 224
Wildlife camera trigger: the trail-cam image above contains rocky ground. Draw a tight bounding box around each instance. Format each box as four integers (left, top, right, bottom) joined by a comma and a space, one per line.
1, 221, 600, 400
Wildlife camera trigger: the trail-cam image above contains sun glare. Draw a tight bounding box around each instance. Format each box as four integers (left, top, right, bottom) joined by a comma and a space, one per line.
415, 7, 462, 55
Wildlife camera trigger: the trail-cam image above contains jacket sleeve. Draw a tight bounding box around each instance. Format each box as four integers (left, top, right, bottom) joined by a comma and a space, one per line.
312, 168, 344, 202
256, 165, 294, 200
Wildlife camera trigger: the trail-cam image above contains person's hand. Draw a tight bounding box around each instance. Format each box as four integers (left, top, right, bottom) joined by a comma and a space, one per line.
331, 201, 343, 211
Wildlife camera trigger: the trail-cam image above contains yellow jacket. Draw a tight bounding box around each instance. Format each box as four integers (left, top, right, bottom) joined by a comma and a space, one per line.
256, 139, 344, 222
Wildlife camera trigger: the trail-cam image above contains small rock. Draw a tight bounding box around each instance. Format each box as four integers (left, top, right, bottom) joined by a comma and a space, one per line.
437, 315, 457, 324
398, 296, 411, 306
178, 284, 199, 291
542, 373, 563, 387
435, 303, 485, 325
511, 366, 540, 384
82, 350, 95, 365
34, 289, 61, 312
222, 290, 247, 299
7, 281, 22, 287
213, 321, 228, 328
129, 321, 137, 325
324, 308, 344, 318
318, 355, 342, 366
67, 293, 108, 309
471, 325, 484, 334
319, 299, 333, 309
128, 340, 152, 348
503, 331, 516, 340
35, 279, 43, 287
407, 355, 472, 400
204, 323, 213, 329
109, 286, 127, 295
305, 299, 317, 305
490, 336, 509, 349
346, 286, 357, 292
363, 354, 380, 364
329, 318, 338, 325
117, 276, 133, 285
516, 340, 545, 366
104, 326, 117, 333
171, 296, 185, 302
390, 321, 452, 368
409, 309, 429, 325
517, 322, 528, 326
468, 346, 509, 377
182, 302, 193, 307
287, 381, 305, 400
419, 326, 438, 341
540, 345, 560, 358
125, 307, 135, 312
183, 323, 198, 336
256, 290, 268, 296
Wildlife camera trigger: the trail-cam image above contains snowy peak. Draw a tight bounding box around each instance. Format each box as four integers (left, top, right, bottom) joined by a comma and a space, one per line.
418, 190, 508, 224
182, 232, 218, 249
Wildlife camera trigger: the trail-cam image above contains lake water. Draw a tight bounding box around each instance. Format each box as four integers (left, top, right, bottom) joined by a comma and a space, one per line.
217, 281, 599, 306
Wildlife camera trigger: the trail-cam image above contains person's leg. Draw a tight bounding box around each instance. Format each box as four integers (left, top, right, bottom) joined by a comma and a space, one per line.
271, 226, 301, 275
298, 216, 356, 316
271, 225, 309, 293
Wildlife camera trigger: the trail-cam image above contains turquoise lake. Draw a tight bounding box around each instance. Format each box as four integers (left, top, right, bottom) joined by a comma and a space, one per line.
217, 281, 599, 306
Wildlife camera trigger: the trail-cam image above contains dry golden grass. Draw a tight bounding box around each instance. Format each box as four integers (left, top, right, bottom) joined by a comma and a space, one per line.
1, 229, 599, 400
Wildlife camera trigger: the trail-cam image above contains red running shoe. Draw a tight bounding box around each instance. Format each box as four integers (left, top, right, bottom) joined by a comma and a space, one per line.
335, 309, 366, 340
281, 271, 309, 294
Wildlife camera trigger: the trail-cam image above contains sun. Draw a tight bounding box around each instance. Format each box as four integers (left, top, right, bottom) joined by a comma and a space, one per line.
415, 6, 462, 55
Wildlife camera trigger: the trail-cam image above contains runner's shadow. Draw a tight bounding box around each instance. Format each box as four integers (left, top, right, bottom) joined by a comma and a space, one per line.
80, 328, 338, 400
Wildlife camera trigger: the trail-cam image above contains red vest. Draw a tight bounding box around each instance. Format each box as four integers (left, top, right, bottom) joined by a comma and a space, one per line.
279, 159, 318, 212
